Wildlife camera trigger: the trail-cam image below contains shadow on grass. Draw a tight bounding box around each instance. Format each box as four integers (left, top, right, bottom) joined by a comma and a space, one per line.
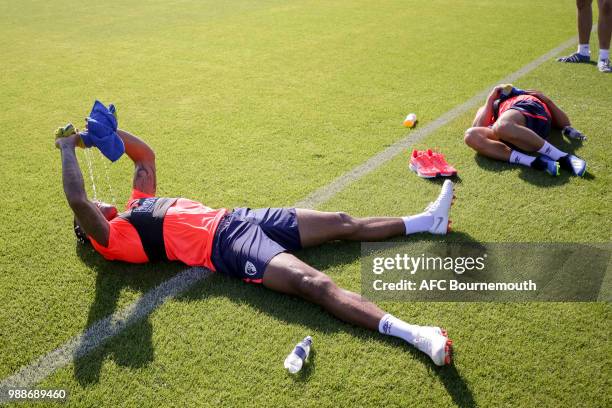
74, 233, 479, 406
73, 244, 182, 386
420, 174, 463, 186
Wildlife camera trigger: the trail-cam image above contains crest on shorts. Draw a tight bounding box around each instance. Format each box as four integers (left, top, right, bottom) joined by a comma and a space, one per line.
245, 261, 258, 276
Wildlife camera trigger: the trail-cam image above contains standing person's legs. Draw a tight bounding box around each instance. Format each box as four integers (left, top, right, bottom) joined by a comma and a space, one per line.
262, 252, 452, 365
598, 0, 612, 51
597, 0, 612, 71
558, 0, 593, 62
578, 0, 594, 46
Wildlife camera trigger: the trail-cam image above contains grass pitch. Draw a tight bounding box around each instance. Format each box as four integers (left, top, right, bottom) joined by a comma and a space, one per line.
0, 1, 610, 407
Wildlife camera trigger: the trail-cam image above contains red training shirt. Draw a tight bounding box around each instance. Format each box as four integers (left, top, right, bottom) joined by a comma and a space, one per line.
89, 189, 227, 270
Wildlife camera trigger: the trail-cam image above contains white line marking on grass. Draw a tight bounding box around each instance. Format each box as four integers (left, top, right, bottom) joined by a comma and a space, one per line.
0, 35, 577, 400
0, 268, 209, 399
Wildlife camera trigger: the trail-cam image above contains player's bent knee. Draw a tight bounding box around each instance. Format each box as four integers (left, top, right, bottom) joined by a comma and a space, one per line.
296, 273, 336, 302
464, 128, 483, 149
492, 121, 514, 139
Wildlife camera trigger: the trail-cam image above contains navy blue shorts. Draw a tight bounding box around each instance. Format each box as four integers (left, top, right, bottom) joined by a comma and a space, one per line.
509, 99, 552, 139
210, 208, 302, 283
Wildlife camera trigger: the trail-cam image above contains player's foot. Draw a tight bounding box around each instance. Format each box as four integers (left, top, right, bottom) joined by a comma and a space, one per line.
425, 179, 454, 234
557, 52, 591, 63
598, 59, 612, 73
558, 154, 587, 176
562, 126, 587, 141
413, 326, 453, 366
427, 149, 458, 177
532, 155, 560, 176
409, 150, 439, 178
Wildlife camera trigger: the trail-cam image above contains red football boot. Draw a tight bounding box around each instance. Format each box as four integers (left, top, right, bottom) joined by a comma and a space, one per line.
409, 150, 439, 178
427, 149, 457, 177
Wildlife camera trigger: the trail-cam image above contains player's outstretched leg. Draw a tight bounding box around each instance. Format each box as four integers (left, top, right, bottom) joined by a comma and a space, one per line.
464, 126, 561, 176
296, 180, 455, 248
262, 252, 452, 365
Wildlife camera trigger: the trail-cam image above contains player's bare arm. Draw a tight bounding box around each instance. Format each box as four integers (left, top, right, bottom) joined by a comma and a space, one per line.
56, 134, 110, 246
523, 90, 571, 128
117, 129, 157, 195
471, 86, 501, 127
557, 0, 612, 72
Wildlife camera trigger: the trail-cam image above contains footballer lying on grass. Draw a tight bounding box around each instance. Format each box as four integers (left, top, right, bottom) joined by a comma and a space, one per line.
56, 129, 455, 366
464, 86, 587, 176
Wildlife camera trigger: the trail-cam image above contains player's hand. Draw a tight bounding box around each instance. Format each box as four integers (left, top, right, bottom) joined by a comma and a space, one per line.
55, 133, 80, 149
488, 86, 503, 100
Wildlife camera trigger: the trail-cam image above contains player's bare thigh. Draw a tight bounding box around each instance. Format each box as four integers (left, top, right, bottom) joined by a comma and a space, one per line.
497, 109, 526, 128
294, 209, 351, 248
262, 252, 328, 297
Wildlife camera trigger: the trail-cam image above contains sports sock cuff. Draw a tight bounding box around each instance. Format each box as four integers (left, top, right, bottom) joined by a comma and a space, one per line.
537, 141, 566, 161
509, 150, 535, 167
378, 314, 393, 334
578, 44, 590, 56
599, 49, 609, 61
402, 214, 434, 235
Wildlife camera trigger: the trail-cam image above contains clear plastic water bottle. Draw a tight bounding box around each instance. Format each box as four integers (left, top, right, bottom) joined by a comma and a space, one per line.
284, 336, 312, 374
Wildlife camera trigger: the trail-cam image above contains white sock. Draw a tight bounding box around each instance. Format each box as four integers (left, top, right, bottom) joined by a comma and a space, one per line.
378, 314, 419, 345
599, 49, 609, 61
509, 150, 536, 167
578, 44, 590, 56
537, 141, 567, 161
402, 214, 433, 235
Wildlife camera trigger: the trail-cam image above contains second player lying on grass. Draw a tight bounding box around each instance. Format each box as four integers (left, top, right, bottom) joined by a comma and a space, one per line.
464, 85, 587, 176
56, 128, 455, 366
